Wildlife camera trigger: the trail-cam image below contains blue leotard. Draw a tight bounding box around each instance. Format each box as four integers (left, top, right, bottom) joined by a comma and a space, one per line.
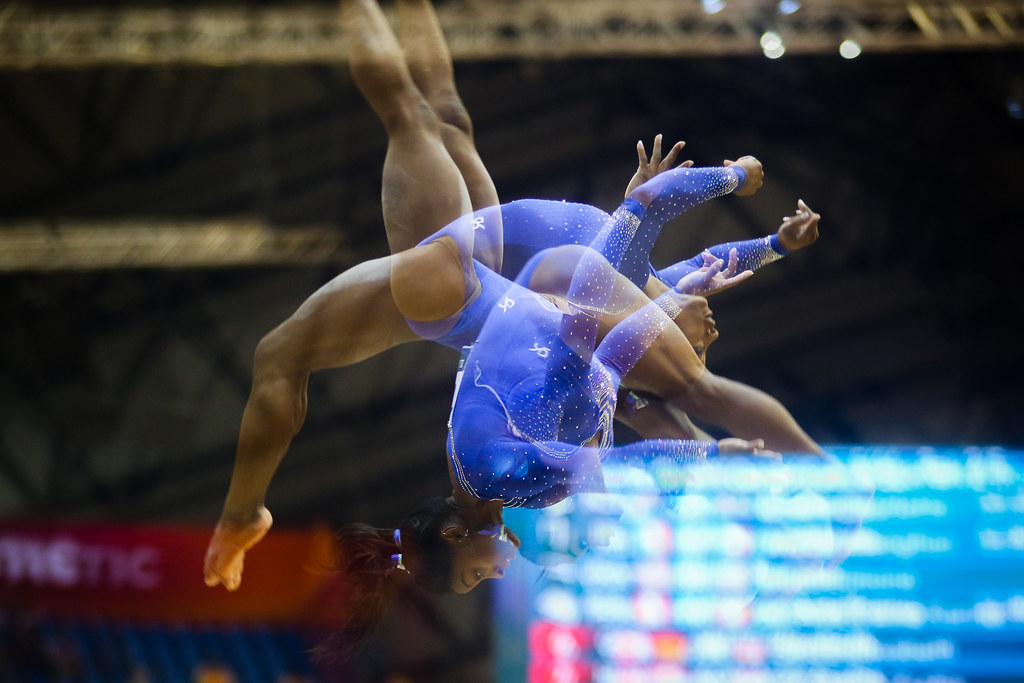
412, 165, 759, 508
411, 164, 786, 352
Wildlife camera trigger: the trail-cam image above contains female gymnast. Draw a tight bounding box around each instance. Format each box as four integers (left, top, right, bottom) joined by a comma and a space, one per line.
204, 0, 822, 651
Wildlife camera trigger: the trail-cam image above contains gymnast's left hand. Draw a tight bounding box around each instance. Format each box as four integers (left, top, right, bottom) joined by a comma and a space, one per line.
717, 438, 782, 461
204, 505, 273, 591
624, 134, 693, 198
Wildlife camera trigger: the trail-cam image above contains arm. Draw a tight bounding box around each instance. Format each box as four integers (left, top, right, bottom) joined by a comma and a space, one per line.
614, 155, 762, 290
671, 370, 825, 457
615, 389, 717, 441
655, 199, 821, 295
620, 316, 823, 457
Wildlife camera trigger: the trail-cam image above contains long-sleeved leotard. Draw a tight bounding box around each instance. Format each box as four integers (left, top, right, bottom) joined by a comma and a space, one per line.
492, 164, 786, 292
414, 166, 751, 508
410, 164, 781, 352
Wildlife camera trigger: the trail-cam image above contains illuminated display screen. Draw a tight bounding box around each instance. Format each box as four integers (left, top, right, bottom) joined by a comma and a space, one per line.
495, 446, 1024, 683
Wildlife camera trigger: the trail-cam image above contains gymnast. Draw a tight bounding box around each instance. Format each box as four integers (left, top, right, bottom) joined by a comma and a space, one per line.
203, 0, 824, 639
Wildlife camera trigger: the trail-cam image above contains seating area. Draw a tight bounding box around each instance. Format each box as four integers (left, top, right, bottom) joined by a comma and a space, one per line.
2, 612, 318, 683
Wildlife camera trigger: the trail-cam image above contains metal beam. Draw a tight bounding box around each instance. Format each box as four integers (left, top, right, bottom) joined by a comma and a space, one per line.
0, 220, 350, 270
0, 1, 1021, 69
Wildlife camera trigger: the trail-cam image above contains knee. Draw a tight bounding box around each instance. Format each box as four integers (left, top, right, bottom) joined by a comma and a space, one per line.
379, 93, 442, 137
430, 92, 473, 137
391, 240, 469, 322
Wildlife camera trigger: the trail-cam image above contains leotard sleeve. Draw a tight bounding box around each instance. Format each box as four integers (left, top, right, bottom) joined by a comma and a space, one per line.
615, 165, 747, 288
654, 233, 788, 291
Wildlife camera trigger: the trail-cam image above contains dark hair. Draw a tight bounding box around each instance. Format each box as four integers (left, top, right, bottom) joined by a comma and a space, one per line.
313, 496, 459, 662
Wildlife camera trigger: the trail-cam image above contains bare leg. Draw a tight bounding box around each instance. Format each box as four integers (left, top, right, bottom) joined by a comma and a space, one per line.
395, 0, 500, 214
342, 0, 475, 322
342, 0, 472, 254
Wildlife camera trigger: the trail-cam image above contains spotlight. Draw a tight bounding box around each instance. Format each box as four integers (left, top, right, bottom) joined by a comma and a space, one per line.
702, 0, 726, 14
760, 31, 783, 50
764, 44, 786, 59
839, 39, 862, 59
778, 0, 801, 15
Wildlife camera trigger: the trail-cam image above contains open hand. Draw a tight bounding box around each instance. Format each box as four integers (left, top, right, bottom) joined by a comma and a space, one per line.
203, 506, 273, 591
624, 134, 693, 198
675, 249, 754, 296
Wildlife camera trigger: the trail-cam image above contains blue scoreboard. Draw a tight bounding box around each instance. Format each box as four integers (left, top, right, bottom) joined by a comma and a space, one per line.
495, 446, 1024, 683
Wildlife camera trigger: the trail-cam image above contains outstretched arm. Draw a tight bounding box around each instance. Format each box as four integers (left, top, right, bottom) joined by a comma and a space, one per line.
615, 389, 716, 441
672, 370, 824, 456
655, 199, 821, 295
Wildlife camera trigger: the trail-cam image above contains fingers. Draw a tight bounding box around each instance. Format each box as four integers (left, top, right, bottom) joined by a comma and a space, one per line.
728, 270, 754, 284
727, 247, 739, 274
798, 198, 821, 223
661, 140, 685, 170
651, 133, 663, 162
636, 140, 649, 166
679, 159, 695, 168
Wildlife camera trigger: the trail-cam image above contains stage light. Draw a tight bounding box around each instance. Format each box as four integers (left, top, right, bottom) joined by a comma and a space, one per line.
839, 39, 862, 59
761, 31, 785, 58
702, 0, 726, 14
778, 0, 801, 15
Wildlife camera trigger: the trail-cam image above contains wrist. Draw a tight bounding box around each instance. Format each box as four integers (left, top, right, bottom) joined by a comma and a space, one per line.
768, 232, 790, 255
730, 165, 747, 191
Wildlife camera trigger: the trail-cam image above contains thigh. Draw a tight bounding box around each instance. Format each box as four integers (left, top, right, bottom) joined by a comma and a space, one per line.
380, 117, 473, 255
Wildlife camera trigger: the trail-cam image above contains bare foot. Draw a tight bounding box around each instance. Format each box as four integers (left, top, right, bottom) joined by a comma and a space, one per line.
203, 506, 273, 591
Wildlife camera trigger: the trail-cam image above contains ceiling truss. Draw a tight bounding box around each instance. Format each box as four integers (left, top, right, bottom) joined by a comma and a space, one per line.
0, 0, 1021, 69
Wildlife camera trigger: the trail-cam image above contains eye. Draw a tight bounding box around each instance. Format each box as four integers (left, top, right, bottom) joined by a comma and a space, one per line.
473, 570, 483, 581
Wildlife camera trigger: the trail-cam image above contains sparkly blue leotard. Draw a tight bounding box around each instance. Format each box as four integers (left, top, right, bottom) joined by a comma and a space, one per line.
407, 165, 787, 352
407, 165, 760, 508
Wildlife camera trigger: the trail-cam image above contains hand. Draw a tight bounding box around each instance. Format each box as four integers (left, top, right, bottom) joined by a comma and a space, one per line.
674, 249, 754, 296
624, 134, 693, 198
203, 506, 273, 591
777, 199, 820, 252
724, 156, 763, 196
717, 437, 782, 461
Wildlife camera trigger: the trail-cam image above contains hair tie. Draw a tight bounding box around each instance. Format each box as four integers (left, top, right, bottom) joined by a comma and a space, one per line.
390, 528, 408, 574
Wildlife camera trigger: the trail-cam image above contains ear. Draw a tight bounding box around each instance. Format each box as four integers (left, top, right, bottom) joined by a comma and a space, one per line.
441, 525, 469, 544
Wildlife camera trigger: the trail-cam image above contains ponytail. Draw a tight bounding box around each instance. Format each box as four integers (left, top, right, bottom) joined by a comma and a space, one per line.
312, 496, 460, 661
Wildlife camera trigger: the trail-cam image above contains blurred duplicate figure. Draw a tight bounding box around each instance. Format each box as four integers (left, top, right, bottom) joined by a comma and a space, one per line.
204, 0, 821, 653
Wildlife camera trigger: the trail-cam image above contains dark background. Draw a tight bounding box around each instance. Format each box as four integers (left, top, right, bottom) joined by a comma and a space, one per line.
1, 3, 1023, 678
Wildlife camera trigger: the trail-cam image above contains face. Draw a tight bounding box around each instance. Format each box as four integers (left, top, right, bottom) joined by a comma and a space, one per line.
445, 523, 522, 594
674, 294, 719, 364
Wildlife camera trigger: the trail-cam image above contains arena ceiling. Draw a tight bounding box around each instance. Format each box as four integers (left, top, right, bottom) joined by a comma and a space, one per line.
0, 5, 1023, 670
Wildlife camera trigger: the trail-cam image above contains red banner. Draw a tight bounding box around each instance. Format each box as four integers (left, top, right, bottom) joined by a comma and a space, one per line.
0, 521, 336, 623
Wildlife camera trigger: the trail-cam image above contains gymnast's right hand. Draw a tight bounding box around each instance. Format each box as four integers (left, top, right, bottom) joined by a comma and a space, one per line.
724, 156, 764, 196
203, 505, 273, 591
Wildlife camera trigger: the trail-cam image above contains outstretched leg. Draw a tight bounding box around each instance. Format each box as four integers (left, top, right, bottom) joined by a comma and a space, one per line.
342, 0, 480, 323
342, 0, 471, 254
395, 0, 500, 214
